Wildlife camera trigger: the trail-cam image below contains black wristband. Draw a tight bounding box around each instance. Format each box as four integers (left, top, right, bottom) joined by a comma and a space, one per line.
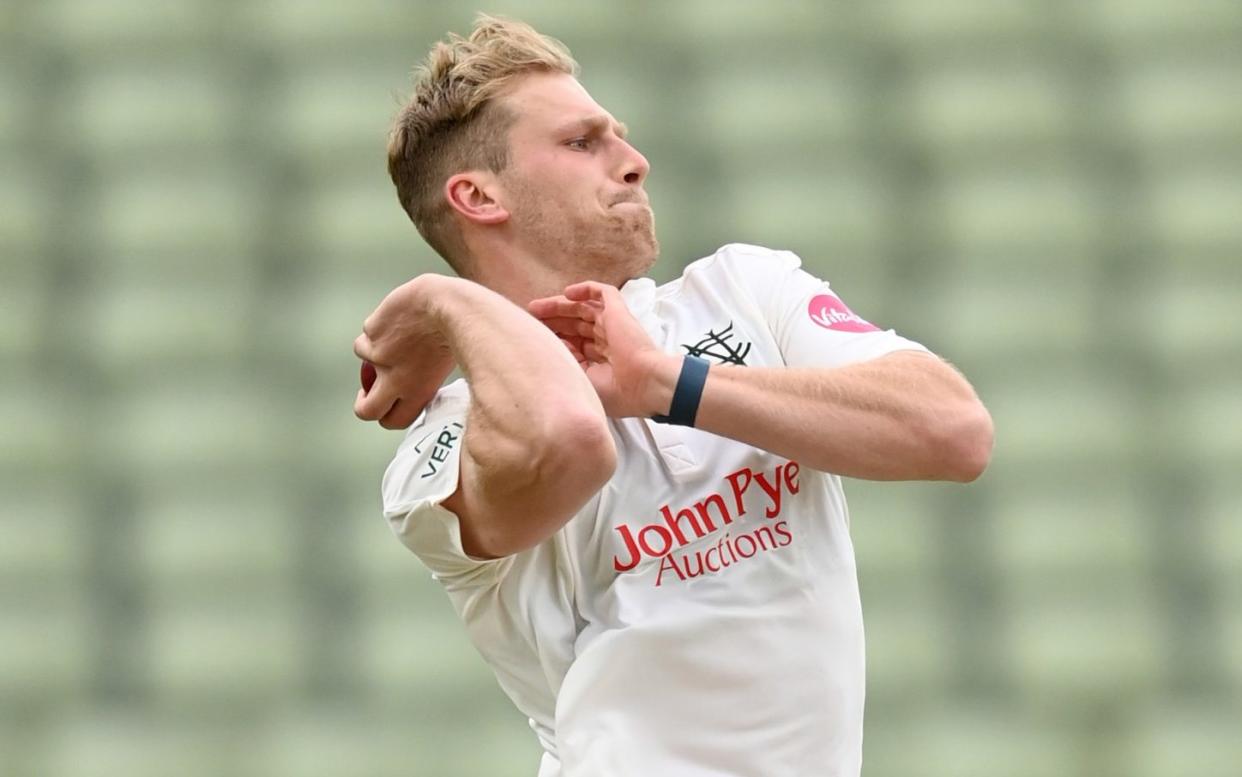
651, 355, 710, 427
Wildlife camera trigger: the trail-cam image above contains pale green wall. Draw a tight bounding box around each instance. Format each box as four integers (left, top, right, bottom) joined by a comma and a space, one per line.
2, 1, 1240, 775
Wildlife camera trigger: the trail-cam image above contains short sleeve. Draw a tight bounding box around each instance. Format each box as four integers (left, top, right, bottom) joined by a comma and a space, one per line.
714, 244, 931, 368
380, 381, 509, 589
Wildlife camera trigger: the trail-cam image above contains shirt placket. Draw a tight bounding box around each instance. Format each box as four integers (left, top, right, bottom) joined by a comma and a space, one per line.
644, 419, 702, 480
619, 278, 704, 483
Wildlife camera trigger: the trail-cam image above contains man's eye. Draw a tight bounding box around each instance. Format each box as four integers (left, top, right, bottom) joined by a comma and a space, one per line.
567, 138, 590, 150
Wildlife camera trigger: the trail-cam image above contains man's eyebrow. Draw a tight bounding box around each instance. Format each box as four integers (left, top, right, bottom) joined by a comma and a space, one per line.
558, 116, 629, 139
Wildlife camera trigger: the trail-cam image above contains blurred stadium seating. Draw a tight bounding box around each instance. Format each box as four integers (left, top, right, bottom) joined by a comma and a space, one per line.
2, 1, 1239, 775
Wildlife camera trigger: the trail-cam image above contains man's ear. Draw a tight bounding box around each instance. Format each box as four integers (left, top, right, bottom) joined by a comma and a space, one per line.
445, 173, 509, 225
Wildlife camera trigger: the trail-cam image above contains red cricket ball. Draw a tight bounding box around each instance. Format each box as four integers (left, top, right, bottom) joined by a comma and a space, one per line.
360, 361, 377, 393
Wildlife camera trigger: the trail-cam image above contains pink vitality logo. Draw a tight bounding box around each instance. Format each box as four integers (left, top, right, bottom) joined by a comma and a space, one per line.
807, 294, 879, 333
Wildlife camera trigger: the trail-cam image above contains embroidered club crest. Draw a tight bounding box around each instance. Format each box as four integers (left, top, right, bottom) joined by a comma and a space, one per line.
681, 322, 751, 366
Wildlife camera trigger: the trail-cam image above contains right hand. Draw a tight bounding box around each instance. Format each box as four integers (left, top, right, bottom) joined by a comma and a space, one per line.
529, 281, 679, 419
353, 275, 456, 429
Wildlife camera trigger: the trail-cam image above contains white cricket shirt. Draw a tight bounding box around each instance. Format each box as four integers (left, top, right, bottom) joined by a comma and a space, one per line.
381, 244, 930, 777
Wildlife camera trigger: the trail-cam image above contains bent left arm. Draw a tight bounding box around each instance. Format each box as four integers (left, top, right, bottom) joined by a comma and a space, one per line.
658, 350, 994, 482
530, 281, 994, 483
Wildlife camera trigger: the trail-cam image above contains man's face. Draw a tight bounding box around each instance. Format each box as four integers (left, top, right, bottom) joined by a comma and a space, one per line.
496, 72, 658, 282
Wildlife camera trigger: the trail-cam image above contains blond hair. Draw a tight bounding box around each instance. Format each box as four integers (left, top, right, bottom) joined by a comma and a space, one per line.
387, 14, 579, 272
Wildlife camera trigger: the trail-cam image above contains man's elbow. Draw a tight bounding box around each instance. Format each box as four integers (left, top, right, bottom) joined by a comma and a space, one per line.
522, 407, 617, 524
463, 412, 615, 560
503, 412, 614, 550
939, 402, 994, 483
544, 409, 618, 491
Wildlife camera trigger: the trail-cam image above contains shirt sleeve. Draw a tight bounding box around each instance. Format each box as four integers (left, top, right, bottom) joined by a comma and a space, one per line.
380, 383, 510, 590
715, 243, 931, 368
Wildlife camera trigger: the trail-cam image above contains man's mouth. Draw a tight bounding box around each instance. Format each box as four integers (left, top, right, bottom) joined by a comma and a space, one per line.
612, 201, 651, 213
610, 194, 649, 208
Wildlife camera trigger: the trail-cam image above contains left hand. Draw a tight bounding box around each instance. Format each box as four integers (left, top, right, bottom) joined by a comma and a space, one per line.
528, 281, 678, 418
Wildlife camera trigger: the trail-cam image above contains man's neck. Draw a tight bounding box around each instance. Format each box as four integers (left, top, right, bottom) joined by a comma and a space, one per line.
468, 244, 624, 308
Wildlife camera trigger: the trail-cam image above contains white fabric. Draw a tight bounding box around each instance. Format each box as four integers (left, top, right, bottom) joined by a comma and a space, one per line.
382, 244, 930, 777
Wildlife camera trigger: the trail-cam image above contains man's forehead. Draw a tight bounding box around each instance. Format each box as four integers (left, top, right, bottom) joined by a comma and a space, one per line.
503, 73, 620, 132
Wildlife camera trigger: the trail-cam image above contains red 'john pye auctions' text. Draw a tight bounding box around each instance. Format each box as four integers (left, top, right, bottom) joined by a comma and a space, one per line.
613, 461, 800, 586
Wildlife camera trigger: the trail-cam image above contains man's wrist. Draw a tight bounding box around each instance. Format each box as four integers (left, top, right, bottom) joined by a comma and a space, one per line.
645, 352, 688, 418
405, 274, 460, 322
413, 275, 506, 336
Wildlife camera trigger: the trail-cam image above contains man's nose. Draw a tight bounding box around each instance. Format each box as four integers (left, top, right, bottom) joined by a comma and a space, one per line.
618, 141, 650, 186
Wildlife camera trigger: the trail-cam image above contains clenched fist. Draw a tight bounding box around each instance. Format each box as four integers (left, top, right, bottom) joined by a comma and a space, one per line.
353, 274, 457, 429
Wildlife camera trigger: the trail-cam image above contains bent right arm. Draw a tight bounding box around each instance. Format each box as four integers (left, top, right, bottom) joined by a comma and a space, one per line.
355, 274, 615, 559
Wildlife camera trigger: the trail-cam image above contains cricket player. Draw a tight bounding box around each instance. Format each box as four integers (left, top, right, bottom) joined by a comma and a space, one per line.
353, 15, 994, 777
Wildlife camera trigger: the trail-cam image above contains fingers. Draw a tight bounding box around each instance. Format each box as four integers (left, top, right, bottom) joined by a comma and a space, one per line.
528, 295, 599, 322
354, 375, 397, 422
583, 339, 604, 362
563, 281, 624, 306
558, 336, 588, 367
537, 316, 596, 338
354, 333, 375, 362
380, 398, 422, 430
562, 282, 602, 303
354, 331, 385, 420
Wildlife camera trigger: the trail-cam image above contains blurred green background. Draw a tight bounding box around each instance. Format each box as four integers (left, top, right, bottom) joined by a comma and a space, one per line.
2, 1, 1241, 775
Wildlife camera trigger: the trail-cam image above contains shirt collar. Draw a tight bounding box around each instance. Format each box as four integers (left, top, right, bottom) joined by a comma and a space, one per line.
619, 276, 664, 343
619, 276, 656, 315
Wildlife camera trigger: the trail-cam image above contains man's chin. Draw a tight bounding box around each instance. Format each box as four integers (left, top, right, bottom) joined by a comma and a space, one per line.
625, 214, 659, 267
639, 236, 660, 270
622, 226, 659, 269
